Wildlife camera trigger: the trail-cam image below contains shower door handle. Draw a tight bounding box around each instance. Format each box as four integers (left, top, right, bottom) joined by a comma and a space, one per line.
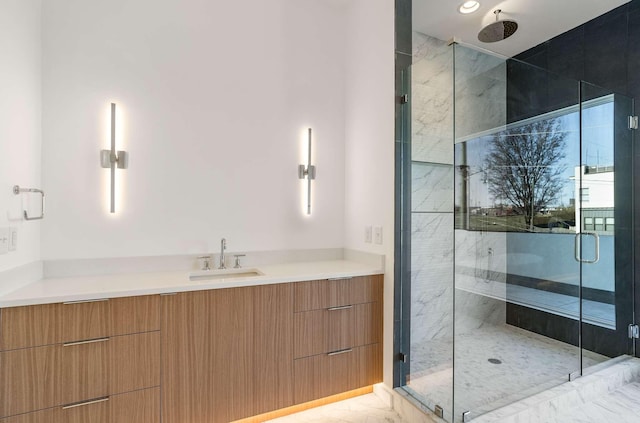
574, 231, 600, 264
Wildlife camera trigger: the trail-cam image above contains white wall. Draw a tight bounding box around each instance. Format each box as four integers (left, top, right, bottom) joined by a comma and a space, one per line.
0, 0, 42, 272
41, 0, 347, 259
344, 0, 395, 387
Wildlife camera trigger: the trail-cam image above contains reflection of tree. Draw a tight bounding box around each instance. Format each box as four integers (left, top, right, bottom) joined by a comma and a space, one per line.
484, 119, 567, 231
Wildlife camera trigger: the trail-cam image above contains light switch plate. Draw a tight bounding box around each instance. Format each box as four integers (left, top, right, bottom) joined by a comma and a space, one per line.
365, 226, 372, 243
8, 227, 17, 251
0, 228, 9, 255
374, 226, 383, 245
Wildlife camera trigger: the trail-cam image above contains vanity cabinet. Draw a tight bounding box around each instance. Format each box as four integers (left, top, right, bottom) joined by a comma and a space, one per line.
292, 275, 383, 404
161, 283, 293, 423
162, 275, 382, 422
0, 296, 160, 422
0, 273, 382, 423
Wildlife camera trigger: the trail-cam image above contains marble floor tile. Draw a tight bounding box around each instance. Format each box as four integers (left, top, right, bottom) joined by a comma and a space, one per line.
265, 393, 406, 423
470, 357, 640, 422
549, 381, 640, 423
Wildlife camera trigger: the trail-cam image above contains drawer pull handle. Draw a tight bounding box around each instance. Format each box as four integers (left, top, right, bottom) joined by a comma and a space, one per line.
63, 298, 109, 305
62, 396, 110, 410
328, 348, 352, 356
63, 337, 110, 347
327, 305, 353, 311
328, 277, 353, 281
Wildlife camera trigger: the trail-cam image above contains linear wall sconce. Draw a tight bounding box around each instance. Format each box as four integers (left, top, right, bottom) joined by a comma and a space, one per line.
13, 185, 45, 220
298, 128, 316, 215
100, 103, 128, 213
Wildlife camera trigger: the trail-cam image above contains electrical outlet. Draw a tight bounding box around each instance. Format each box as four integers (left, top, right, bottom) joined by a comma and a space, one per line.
8, 227, 17, 251
0, 228, 9, 255
374, 226, 383, 245
365, 226, 372, 243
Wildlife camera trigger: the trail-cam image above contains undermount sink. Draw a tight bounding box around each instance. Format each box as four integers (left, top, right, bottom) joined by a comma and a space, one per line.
189, 268, 264, 282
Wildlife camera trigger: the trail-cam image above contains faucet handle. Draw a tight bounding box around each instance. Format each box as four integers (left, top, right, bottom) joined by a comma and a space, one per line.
197, 255, 212, 271
233, 254, 246, 268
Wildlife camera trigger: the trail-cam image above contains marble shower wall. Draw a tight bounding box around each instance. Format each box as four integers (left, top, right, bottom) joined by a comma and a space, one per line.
411, 213, 453, 346
412, 33, 453, 164
454, 45, 507, 140
410, 33, 509, 376
454, 230, 507, 333
452, 42, 508, 335
410, 34, 454, 376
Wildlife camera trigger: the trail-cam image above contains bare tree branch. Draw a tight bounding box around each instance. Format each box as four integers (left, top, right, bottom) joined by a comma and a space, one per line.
484, 118, 567, 229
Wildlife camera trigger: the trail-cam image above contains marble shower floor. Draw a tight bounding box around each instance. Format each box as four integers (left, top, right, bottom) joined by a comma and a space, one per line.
472, 356, 640, 423
405, 323, 608, 420
264, 393, 405, 423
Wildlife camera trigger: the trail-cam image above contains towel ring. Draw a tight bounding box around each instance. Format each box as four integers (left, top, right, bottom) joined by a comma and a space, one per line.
13, 185, 45, 221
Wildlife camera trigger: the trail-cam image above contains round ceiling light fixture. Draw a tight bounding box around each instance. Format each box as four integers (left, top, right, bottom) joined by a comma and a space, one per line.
459, 1, 480, 14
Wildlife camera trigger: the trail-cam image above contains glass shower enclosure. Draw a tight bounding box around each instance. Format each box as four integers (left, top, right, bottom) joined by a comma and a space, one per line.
397, 35, 635, 422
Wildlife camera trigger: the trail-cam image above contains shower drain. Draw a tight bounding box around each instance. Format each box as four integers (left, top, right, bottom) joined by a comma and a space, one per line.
488, 358, 502, 364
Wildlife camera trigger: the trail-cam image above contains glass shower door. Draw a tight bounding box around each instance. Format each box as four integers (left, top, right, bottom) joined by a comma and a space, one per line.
450, 59, 636, 421
400, 36, 636, 423
403, 32, 455, 421
579, 82, 635, 360
453, 50, 586, 422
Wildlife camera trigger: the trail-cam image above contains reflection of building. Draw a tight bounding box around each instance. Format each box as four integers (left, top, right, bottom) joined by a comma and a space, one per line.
573, 165, 614, 234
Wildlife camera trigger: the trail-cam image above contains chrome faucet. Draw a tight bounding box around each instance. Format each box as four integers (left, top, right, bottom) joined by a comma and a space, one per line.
219, 238, 227, 269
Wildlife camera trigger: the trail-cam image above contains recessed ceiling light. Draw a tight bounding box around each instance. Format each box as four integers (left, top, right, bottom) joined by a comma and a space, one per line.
459, 1, 480, 14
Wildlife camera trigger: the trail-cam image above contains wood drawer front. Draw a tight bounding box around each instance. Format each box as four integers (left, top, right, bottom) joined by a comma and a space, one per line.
294, 302, 382, 358
62, 331, 160, 405
60, 337, 109, 405
0, 344, 58, 418
293, 343, 382, 404
0, 295, 160, 350
293, 275, 383, 312
0, 332, 160, 418
0, 387, 160, 423
108, 331, 160, 394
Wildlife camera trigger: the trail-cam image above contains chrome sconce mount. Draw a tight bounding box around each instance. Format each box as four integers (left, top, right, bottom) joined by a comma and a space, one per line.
100, 150, 128, 170
100, 103, 128, 213
297, 163, 316, 180
298, 128, 316, 215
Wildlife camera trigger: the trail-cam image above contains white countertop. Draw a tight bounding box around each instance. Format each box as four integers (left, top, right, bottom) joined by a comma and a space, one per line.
0, 260, 384, 308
